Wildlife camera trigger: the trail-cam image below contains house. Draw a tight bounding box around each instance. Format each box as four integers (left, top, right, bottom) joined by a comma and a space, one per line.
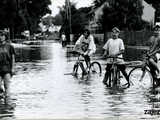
88, 0, 113, 34
88, 0, 155, 33
141, 0, 155, 26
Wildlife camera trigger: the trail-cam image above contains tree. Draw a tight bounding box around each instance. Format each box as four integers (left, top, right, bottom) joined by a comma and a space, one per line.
53, 14, 63, 25
59, 2, 91, 42
94, 0, 146, 31
0, 0, 51, 38
42, 15, 54, 31
71, 7, 91, 34
93, 0, 106, 8
17, 0, 52, 34
0, 0, 17, 38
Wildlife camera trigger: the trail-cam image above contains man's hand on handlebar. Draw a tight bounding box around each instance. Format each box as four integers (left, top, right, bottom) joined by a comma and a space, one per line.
108, 54, 117, 58
102, 54, 115, 59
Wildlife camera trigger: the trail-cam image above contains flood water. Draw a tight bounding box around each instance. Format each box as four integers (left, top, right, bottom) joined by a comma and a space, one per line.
1, 41, 160, 119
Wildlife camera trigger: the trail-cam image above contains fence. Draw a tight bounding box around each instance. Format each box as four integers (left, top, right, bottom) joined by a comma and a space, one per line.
93, 31, 153, 46
92, 31, 153, 60
122, 31, 153, 46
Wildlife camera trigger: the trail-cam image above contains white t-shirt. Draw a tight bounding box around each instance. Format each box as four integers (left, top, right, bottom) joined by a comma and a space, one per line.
75, 35, 96, 56
103, 38, 125, 63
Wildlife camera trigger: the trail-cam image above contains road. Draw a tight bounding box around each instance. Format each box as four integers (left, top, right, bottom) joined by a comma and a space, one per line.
0, 41, 160, 120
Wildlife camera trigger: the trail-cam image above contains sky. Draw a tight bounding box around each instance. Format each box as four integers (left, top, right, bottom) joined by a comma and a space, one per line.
49, 0, 93, 16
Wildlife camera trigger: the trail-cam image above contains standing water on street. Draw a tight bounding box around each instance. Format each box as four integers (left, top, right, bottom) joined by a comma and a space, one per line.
1, 41, 160, 119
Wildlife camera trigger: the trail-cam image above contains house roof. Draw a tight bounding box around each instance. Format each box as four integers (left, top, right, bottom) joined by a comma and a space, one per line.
88, 1, 109, 15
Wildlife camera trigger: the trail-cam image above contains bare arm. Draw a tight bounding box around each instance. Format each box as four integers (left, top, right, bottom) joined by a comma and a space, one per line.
103, 50, 108, 57
11, 54, 15, 73
75, 35, 83, 45
114, 49, 124, 57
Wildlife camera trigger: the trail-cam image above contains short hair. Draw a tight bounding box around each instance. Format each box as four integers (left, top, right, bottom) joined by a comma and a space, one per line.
0, 30, 8, 39
83, 29, 90, 35
112, 27, 120, 33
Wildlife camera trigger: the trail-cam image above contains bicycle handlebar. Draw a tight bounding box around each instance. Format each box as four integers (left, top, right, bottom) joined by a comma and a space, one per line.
102, 56, 124, 60
68, 50, 83, 55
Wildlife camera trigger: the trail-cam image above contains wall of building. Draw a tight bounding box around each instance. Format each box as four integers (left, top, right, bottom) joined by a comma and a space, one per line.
92, 30, 153, 46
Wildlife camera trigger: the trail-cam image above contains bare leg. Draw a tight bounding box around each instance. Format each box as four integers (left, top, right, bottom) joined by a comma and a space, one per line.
84, 55, 90, 69
103, 71, 109, 84
103, 65, 111, 86
149, 58, 160, 73
119, 65, 130, 87
3, 73, 11, 101
0, 76, 3, 91
79, 62, 87, 75
0, 76, 3, 97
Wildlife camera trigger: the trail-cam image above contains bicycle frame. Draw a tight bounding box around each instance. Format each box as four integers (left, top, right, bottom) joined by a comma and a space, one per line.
72, 51, 102, 77
128, 54, 158, 88
73, 52, 90, 76
140, 56, 157, 79
105, 57, 124, 87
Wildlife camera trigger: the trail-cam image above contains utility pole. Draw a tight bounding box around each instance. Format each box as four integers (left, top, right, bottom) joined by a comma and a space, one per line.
65, 0, 72, 43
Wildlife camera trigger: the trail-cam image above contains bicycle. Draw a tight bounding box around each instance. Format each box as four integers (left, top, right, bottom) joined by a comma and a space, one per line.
103, 56, 130, 88
128, 53, 160, 88
71, 51, 102, 77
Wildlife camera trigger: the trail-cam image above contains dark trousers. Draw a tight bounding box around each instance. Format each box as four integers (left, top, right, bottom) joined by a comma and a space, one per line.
103, 64, 129, 84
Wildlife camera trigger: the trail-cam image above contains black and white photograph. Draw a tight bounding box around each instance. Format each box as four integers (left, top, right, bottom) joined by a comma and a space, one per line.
0, 0, 160, 120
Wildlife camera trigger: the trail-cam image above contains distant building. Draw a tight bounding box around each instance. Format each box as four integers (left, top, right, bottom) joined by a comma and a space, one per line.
141, 0, 155, 26
88, 0, 155, 33
88, 1, 111, 33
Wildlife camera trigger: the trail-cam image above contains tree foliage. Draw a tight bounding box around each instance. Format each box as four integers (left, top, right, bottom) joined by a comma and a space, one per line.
94, 0, 147, 31
0, 0, 17, 28
59, 2, 91, 41
53, 14, 63, 25
41, 15, 54, 30
71, 7, 91, 34
0, 0, 51, 38
93, 0, 106, 8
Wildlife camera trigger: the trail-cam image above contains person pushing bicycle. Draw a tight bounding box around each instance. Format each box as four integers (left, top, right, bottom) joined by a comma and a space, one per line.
102, 27, 130, 87
74, 29, 96, 75
146, 25, 160, 79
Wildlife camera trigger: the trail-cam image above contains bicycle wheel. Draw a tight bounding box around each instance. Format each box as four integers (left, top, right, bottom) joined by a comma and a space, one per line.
128, 67, 153, 88
89, 62, 102, 75
73, 62, 84, 77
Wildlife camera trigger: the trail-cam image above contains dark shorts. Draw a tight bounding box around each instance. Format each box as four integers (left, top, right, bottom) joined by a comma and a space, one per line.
84, 55, 90, 62
0, 65, 12, 78
0, 72, 12, 78
105, 64, 126, 71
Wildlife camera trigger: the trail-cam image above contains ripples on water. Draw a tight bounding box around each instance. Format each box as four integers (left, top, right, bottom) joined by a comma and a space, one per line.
1, 41, 160, 119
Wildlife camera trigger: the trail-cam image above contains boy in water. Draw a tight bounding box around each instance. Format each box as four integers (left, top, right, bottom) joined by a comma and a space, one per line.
103, 27, 130, 87
74, 29, 96, 75
0, 30, 15, 103
147, 26, 160, 79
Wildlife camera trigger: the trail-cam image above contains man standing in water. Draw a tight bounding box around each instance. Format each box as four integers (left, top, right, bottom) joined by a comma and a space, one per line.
147, 26, 160, 79
102, 27, 130, 87
0, 30, 15, 103
74, 29, 96, 75
61, 32, 67, 47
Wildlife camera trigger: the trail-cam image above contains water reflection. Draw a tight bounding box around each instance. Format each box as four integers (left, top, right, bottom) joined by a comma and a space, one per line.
0, 98, 15, 119
1, 41, 159, 119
